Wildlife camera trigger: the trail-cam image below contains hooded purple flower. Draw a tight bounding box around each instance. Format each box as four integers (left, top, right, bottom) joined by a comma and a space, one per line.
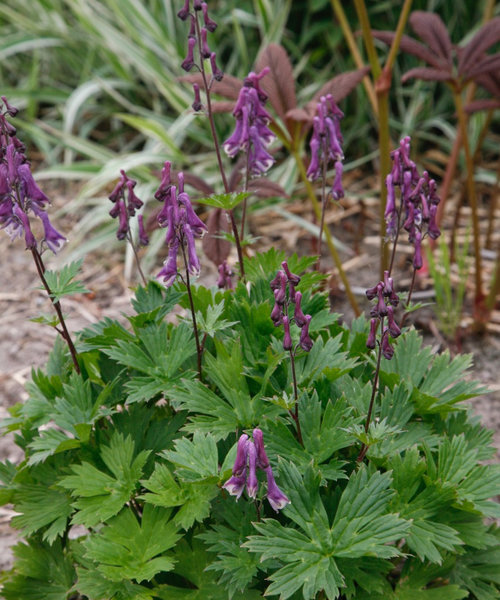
155, 173, 207, 286
307, 94, 344, 200
264, 466, 290, 512
223, 68, 275, 176
0, 98, 65, 253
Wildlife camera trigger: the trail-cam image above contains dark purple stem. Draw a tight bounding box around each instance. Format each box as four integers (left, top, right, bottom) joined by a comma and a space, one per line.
180, 240, 203, 380
31, 248, 80, 374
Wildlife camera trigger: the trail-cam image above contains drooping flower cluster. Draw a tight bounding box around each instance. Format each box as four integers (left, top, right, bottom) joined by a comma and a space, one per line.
222, 68, 275, 176
108, 170, 149, 246
0, 97, 66, 253
307, 94, 345, 201
270, 261, 313, 352
385, 136, 441, 269
155, 161, 207, 286
223, 429, 290, 512
178, 0, 223, 108
365, 271, 401, 360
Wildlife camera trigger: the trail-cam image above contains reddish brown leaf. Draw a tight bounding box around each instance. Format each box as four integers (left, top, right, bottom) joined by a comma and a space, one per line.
183, 173, 215, 196
474, 71, 500, 98
372, 31, 445, 69
211, 101, 236, 114
462, 53, 500, 83
202, 208, 231, 266
402, 67, 453, 83
285, 107, 313, 123
409, 11, 452, 65
310, 67, 371, 106
459, 17, 500, 75
255, 43, 297, 124
465, 99, 500, 114
179, 73, 243, 100
247, 178, 289, 199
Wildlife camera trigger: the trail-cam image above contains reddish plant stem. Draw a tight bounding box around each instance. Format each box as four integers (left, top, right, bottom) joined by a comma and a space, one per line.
288, 347, 303, 446
194, 15, 245, 280
31, 248, 80, 374
180, 241, 203, 380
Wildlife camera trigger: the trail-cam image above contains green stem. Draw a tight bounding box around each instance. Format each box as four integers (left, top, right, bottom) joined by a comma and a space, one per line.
180, 241, 203, 380
293, 149, 361, 316
453, 90, 484, 306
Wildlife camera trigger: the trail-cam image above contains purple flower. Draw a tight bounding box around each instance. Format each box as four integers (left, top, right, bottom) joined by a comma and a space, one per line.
13, 205, 36, 249
293, 291, 307, 327
181, 36, 196, 71
192, 83, 203, 112
18, 164, 49, 206
216, 260, 233, 289
177, 0, 190, 20
366, 318, 378, 349
253, 428, 270, 469
246, 441, 258, 499
209, 52, 224, 82
381, 329, 394, 360
299, 314, 313, 352
386, 306, 401, 338
222, 474, 246, 499
37, 209, 67, 254
281, 261, 300, 285
201, 2, 217, 31
157, 239, 179, 287
264, 466, 290, 512
282, 315, 293, 351
232, 434, 249, 476
137, 215, 149, 247
222, 69, 275, 176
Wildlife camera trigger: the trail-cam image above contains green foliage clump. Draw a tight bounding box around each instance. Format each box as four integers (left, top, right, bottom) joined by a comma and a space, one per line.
1, 249, 499, 600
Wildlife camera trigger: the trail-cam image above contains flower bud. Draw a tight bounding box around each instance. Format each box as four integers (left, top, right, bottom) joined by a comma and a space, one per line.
299, 314, 313, 352
366, 318, 378, 349
282, 316, 293, 351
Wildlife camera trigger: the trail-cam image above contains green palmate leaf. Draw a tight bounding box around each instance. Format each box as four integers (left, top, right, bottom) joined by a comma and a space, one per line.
197, 191, 249, 211
171, 379, 240, 440
83, 505, 181, 583
75, 566, 155, 600
1, 539, 75, 600
155, 537, 262, 600
58, 432, 150, 527
393, 558, 469, 600
41, 258, 89, 302
139, 463, 219, 530
160, 431, 219, 482
130, 280, 183, 325
294, 334, 358, 385
195, 300, 238, 338
78, 317, 136, 351
103, 321, 196, 403
11, 483, 73, 543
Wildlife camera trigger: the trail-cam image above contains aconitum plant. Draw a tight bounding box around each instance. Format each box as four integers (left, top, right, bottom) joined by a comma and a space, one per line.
1, 4, 500, 600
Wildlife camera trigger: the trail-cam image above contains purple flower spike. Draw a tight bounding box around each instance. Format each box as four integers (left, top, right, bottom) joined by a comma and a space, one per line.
253, 428, 270, 469
202, 2, 217, 32
137, 215, 149, 247
264, 466, 290, 512
281, 261, 300, 285
246, 442, 258, 499
13, 205, 36, 249
177, 0, 190, 20
282, 316, 293, 351
181, 36, 197, 71
366, 318, 378, 349
381, 330, 394, 360
37, 210, 67, 253
200, 27, 211, 58
299, 314, 313, 352
192, 83, 203, 111
270, 269, 285, 290
222, 474, 246, 499
232, 434, 249, 476
293, 291, 307, 328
